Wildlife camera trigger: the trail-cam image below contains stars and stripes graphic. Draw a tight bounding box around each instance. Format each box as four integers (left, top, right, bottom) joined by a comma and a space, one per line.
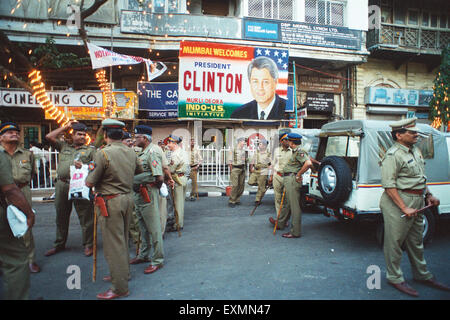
254, 47, 289, 97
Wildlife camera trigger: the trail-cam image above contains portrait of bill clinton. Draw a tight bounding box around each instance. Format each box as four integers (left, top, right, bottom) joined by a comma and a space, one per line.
231, 56, 287, 120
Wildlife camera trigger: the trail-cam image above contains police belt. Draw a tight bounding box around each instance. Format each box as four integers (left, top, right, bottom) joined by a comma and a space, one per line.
276, 171, 283, 177
233, 164, 244, 169
401, 188, 425, 195
174, 172, 185, 177
59, 177, 69, 183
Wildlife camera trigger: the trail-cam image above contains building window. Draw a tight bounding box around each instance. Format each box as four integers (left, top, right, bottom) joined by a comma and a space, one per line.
407, 10, 418, 26
247, 0, 294, 20
128, 0, 182, 13
421, 11, 445, 28
304, 0, 345, 26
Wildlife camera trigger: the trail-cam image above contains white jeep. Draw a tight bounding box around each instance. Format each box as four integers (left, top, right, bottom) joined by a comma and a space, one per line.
307, 120, 450, 244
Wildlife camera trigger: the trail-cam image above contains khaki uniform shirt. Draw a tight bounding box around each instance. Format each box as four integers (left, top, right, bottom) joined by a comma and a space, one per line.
149, 143, 169, 167
229, 147, 247, 166
169, 147, 188, 175
54, 140, 96, 180
133, 144, 163, 186
0, 152, 14, 231
86, 141, 143, 195
250, 149, 272, 175
273, 146, 293, 173
190, 146, 203, 166
1, 147, 35, 185
381, 142, 426, 190
283, 147, 309, 174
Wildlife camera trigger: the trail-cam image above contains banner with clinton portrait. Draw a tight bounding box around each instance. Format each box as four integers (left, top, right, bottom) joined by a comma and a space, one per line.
178, 41, 289, 121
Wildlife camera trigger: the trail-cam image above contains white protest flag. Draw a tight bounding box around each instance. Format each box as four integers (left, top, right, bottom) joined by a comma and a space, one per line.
87, 42, 167, 81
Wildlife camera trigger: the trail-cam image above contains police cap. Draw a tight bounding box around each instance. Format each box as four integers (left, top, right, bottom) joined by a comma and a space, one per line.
102, 119, 125, 129
287, 132, 302, 142
71, 122, 88, 132
122, 131, 132, 140
389, 117, 420, 132
167, 134, 182, 143
0, 122, 20, 135
134, 125, 153, 135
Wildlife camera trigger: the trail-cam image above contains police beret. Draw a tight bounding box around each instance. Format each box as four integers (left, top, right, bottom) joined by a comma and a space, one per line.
259, 139, 269, 145
389, 117, 419, 132
134, 125, 152, 135
122, 131, 132, 140
287, 132, 302, 141
102, 119, 125, 129
167, 134, 182, 143
237, 137, 246, 143
0, 122, 20, 135
71, 122, 87, 132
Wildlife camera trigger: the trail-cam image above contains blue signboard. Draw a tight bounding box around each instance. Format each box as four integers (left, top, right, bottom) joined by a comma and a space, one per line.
285, 86, 294, 112
244, 20, 279, 40
137, 82, 178, 119
243, 18, 362, 51
365, 87, 433, 107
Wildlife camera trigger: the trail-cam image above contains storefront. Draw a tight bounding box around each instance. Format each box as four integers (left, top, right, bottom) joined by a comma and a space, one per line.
364, 87, 433, 123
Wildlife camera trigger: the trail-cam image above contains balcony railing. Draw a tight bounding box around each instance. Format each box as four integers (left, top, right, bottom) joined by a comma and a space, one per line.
367, 23, 450, 53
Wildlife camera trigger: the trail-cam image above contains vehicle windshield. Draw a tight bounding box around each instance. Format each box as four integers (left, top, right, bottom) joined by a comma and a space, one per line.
302, 136, 320, 158
325, 136, 360, 157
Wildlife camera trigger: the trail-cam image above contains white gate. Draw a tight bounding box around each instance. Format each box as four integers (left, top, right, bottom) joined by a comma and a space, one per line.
31, 149, 59, 190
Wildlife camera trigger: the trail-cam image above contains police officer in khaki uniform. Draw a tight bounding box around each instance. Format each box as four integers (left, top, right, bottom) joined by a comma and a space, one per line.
166, 134, 188, 230
130, 125, 165, 274
0, 122, 40, 273
0, 144, 35, 300
188, 138, 203, 201
279, 133, 312, 238
228, 137, 248, 207
248, 139, 271, 205
268, 132, 292, 229
380, 117, 450, 297
86, 119, 143, 300
44, 121, 96, 257
122, 131, 140, 251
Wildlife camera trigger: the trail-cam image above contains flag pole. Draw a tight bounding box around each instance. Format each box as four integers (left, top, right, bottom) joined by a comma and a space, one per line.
293, 62, 298, 128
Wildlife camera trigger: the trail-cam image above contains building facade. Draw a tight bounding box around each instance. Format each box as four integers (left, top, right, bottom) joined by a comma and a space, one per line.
0, 0, 370, 147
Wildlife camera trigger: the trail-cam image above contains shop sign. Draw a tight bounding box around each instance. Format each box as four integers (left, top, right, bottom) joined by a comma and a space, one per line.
42, 91, 137, 120
364, 87, 433, 107
137, 82, 178, 119
304, 92, 334, 113
299, 74, 343, 93
0, 89, 103, 108
178, 41, 289, 121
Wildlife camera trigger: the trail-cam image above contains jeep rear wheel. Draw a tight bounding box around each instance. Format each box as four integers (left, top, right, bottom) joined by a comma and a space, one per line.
317, 156, 352, 206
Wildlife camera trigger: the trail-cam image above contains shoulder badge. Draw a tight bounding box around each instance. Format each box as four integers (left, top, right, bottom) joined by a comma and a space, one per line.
152, 160, 159, 168
88, 161, 96, 171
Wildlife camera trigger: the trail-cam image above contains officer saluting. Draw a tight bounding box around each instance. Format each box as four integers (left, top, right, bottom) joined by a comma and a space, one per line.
278, 133, 312, 238
45, 121, 96, 257
380, 117, 450, 297
86, 119, 143, 300
131, 125, 165, 274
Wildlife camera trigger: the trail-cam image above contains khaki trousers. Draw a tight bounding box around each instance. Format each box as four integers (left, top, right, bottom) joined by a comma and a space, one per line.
273, 173, 290, 229
190, 167, 199, 197
99, 194, 133, 295
283, 175, 302, 237
54, 180, 94, 250
134, 187, 164, 266
229, 167, 245, 204
0, 209, 30, 300
248, 170, 268, 202
380, 191, 433, 284
21, 186, 36, 264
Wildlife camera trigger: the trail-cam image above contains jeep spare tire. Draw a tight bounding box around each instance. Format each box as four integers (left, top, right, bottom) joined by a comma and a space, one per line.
318, 156, 352, 206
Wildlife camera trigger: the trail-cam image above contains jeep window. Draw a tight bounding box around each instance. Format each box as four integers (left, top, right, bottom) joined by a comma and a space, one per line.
325, 136, 360, 157
377, 131, 434, 160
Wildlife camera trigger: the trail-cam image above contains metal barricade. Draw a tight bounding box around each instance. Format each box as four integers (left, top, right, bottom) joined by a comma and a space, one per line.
31, 149, 59, 190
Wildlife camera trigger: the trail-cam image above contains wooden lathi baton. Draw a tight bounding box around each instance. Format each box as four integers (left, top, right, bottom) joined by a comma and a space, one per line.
273, 189, 286, 235
401, 204, 434, 218
92, 208, 97, 282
